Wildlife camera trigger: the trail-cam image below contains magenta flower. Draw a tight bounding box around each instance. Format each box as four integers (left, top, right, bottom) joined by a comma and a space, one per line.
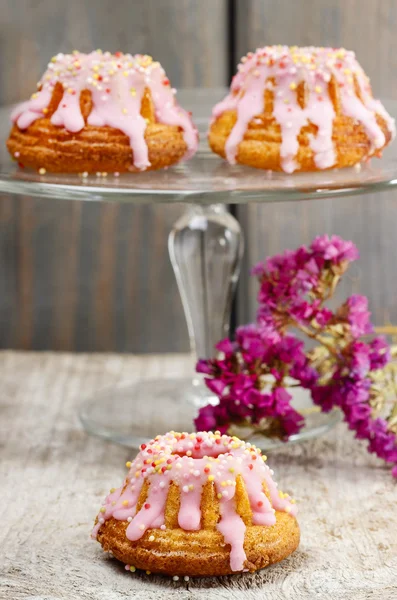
195, 235, 397, 478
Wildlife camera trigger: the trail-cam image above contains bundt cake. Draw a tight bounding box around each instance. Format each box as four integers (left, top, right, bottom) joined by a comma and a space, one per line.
7, 51, 198, 173
209, 46, 395, 173
92, 431, 299, 577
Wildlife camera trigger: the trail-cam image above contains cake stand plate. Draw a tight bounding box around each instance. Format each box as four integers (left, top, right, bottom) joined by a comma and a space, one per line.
1, 89, 396, 450
79, 377, 341, 450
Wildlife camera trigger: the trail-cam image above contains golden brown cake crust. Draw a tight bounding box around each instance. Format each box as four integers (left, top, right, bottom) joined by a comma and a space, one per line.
97, 510, 300, 577
209, 46, 394, 172
7, 120, 187, 173
208, 108, 391, 173
7, 84, 188, 173
8, 53, 198, 173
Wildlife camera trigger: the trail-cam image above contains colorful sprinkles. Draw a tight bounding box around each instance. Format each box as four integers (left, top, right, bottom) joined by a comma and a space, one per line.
212, 45, 395, 173
92, 431, 297, 573
11, 51, 198, 170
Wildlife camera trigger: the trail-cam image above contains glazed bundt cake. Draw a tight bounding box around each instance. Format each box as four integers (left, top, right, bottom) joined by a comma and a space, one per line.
8, 51, 198, 173
209, 46, 395, 173
92, 431, 299, 577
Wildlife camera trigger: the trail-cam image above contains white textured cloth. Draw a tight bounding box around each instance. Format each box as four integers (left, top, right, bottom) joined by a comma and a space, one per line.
1, 351, 396, 600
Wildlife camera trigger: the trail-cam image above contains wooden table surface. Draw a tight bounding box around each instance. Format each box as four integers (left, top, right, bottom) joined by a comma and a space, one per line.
1, 351, 396, 600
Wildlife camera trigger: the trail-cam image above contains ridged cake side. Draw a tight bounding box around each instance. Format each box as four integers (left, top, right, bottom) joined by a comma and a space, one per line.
93, 431, 298, 575
209, 46, 395, 173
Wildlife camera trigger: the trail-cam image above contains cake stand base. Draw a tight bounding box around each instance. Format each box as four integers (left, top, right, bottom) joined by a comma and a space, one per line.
79, 379, 340, 450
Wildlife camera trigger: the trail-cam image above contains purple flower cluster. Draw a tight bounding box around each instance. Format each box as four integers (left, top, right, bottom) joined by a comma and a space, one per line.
195, 234, 397, 477
195, 324, 309, 438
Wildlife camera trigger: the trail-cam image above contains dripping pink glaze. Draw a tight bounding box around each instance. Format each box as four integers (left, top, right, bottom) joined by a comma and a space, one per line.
211, 46, 395, 173
92, 431, 297, 573
11, 51, 198, 170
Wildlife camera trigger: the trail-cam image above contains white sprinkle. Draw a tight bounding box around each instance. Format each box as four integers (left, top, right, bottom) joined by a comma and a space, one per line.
159, 481, 166, 488
193, 470, 200, 477
354, 163, 362, 172
127, 516, 132, 522
98, 518, 104, 524
14, 151, 20, 158
184, 575, 189, 581
160, 524, 166, 530
173, 575, 179, 581
222, 491, 228, 498
81, 171, 88, 178
175, 463, 182, 469
149, 535, 155, 542
139, 524, 145, 531
182, 485, 189, 493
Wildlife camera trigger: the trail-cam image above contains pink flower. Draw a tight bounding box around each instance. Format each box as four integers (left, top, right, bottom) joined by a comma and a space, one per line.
310, 234, 359, 263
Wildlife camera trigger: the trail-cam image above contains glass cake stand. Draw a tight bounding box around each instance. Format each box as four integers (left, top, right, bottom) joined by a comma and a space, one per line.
1, 90, 397, 450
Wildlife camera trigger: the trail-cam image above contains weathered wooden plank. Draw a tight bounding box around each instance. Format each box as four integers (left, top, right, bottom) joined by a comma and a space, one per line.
235, 0, 397, 327
0, 0, 228, 352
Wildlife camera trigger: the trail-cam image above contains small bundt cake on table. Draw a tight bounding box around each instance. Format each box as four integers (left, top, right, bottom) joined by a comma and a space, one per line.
209, 46, 395, 173
92, 431, 299, 577
7, 51, 198, 173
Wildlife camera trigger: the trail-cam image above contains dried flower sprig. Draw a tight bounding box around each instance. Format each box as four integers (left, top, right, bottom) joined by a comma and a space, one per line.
195, 235, 397, 478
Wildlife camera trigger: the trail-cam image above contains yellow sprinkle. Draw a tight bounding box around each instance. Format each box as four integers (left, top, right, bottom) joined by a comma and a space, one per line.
51, 56, 57, 63
135, 471, 141, 478
291, 499, 296, 504
221, 481, 227, 487
93, 65, 99, 72
122, 500, 129, 506
315, 85, 322, 93
130, 87, 136, 96
110, 488, 116, 493
126, 461, 132, 468
99, 507, 106, 513
111, 501, 116, 506
123, 70, 129, 77
122, 108, 128, 115
72, 50, 79, 55
189, 484, 194, 491
289, 82, 297, 90
285, 506, 291, 513
96, 49, 103, 54
262, 455, 267, 461
229, 468, 235, 473
93, 73, 99, 80
67, 87, 74, 94
109, 69, 114, 75
283, 99, 290, 104
31, 93, 38, 100
146, 570, 151, 575
208, 475, 215, 482
38, 168, 46, 175
67, 65, 73, 71
42, 108, 48, 114
129, 566, 136, 572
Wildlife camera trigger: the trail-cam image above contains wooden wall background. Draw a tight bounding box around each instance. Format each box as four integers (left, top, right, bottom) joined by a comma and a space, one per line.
1, 0, 397, 352
0, 0, 228, 352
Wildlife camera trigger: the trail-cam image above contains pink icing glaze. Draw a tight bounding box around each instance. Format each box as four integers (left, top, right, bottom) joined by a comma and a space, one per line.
211, 46, 395, 173
11, 51, 198, 170
92, 431, 297, 573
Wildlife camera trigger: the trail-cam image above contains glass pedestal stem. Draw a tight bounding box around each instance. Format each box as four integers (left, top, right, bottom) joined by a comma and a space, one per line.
168, 203, 244, 361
